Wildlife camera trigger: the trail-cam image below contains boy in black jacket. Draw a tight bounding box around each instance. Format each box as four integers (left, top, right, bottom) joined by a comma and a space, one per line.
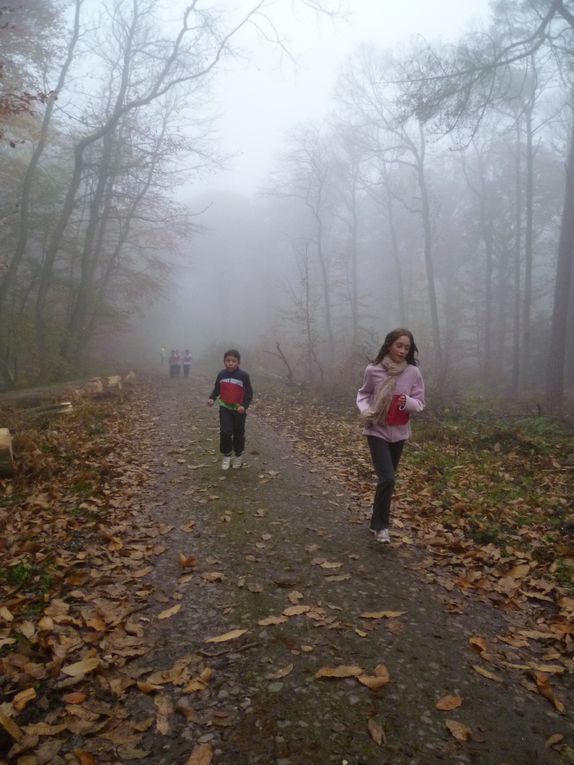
207, 349, 253, 471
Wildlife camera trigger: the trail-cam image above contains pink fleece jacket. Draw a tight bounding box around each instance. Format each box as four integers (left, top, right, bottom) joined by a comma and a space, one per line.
356, 363, 425, 443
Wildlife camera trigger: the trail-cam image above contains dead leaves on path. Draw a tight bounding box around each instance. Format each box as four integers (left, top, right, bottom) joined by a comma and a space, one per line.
0, 392, 189, 761
256, 389, 574, 716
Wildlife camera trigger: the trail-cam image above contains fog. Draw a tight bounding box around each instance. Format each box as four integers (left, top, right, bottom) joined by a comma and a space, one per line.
115, 0, 493, 360
2, 0, 573, 406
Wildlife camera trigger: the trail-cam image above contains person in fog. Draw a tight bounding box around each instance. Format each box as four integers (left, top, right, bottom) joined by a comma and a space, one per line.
168, 349, 179, 378
174, 349, 182, 377
207, 349, 253, 471
183, 349, 192, 378
356, 328, 425, 543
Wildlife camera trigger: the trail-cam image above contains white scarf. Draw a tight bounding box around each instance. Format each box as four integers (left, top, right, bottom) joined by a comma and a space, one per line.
363, 355, 407, 425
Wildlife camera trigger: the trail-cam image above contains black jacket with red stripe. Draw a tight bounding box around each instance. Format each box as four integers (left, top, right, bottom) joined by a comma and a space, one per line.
209, 368, 253, 410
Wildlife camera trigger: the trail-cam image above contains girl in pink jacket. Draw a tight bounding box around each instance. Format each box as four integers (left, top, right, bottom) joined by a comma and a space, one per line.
356, 328, 425, 543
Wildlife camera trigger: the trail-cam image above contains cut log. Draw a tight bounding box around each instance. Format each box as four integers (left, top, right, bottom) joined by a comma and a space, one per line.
106, 375, 123, 392
24, 402, 73, 420
84, 378, 104, 395
0, 428, 14, 477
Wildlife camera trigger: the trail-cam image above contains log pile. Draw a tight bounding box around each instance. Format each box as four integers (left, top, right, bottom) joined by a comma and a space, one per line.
0, 373, 136, 476
0, 428, 14, 477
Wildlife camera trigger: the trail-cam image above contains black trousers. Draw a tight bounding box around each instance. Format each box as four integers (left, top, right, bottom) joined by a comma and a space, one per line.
183, 364, 191, 378
367, 435, 405, 530
219, 407, 246, 456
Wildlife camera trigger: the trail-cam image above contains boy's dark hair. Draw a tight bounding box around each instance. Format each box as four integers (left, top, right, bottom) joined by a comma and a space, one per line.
224, 349, 240, 362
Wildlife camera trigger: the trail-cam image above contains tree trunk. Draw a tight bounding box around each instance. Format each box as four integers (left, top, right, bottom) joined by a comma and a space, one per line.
381, 162, 406, 324
545, 106, 574, 408
349, 170, 360, 346
512, 119, 522, 393
0, 0, 82, 387
416, 123, 442, 362
63, 129, 116, 370
521, 101, 535, 388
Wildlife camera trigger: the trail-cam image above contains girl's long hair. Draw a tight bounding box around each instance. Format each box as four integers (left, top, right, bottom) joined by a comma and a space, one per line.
372, 328, 418, 366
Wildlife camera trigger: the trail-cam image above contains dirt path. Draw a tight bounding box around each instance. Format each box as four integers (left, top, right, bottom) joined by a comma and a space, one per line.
125, 378, 571, 765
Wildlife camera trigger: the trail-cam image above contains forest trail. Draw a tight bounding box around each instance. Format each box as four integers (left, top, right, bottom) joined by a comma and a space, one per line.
1, 377, 572, 765
116, 378, 571, 765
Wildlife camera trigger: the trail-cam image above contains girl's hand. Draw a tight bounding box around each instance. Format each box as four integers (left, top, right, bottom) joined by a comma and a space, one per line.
237, 405, 246, 415
397, 394, 407, 408
207, 399, 214, 407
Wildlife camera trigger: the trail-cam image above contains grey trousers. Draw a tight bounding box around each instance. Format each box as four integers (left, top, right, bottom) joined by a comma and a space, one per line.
367, 435, 405, 530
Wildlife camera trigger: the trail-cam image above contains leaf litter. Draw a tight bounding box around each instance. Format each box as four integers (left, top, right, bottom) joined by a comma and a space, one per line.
1, 381, 573, 763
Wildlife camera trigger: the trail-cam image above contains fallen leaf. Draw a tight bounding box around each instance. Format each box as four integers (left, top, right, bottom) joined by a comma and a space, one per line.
288, 590, 304, 603
535, 672, 565, 713
13, 687, 37, 712
155, 694, 173, 735
368, 716, 385, 745
469, 636, 490, 658
201, 572, 225, 582
472, 664, 503, 683
62, 692, 87, 705
116, 745, 150, 760
546, 733, 564, 748
445, 719, 471, 741
325, 574, 351, 582
186, 742, 213, 765
283, 605, 310, 617
205, 629, 248, 643
529, 663, 565, 674
436, 694, 463, 711
267, 664, 294, 680
61, 657, 100, 677
315, 665, 364, 679
74, 752, 96, 765
178, 553, 197, 569
360, 610, 406, 619
0, 711, 24, 742
158, 604, 182, 620
257, 615, 288, 626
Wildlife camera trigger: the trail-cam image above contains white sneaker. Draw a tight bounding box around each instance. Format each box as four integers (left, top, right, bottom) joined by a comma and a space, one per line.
374, 528, 390, 543
221, 455, 232, 471
231, 454, 243, 470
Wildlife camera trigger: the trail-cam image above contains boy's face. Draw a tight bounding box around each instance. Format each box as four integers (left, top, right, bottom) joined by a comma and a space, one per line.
224, 355, 239, 372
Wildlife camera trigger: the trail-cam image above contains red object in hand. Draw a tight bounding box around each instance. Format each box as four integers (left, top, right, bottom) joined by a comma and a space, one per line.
387, 394, 410, 425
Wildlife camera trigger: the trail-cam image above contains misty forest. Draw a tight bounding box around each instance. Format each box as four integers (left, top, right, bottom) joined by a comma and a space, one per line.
1, 1, 574, 764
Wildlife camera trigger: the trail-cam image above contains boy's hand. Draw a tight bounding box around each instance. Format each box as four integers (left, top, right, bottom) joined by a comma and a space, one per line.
207, 399, 214, 407
237, 405, 246, 415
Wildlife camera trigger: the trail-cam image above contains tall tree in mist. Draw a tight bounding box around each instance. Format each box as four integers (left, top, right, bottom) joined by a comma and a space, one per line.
268, 122, 338, 360
398, 0, 574, 406
335, 47, 443, 368
1, 0, 341, 386
0, 0, 62, 144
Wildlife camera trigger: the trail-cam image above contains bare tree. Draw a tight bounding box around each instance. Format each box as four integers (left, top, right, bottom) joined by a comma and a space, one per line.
335, 47, 443, 364
397, 0, 574, 406
267, 122, 338, 361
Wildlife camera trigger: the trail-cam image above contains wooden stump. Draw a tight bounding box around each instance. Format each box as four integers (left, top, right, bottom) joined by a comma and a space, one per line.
0, 428, 14, 477
106, 375, 123, 392
84, 377, 104, 395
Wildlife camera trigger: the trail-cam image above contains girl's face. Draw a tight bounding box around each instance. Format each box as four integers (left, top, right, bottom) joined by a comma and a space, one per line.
389, 335, 411, 363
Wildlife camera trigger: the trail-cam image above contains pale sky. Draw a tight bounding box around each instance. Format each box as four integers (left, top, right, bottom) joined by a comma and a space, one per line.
193, 0, 493, 194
